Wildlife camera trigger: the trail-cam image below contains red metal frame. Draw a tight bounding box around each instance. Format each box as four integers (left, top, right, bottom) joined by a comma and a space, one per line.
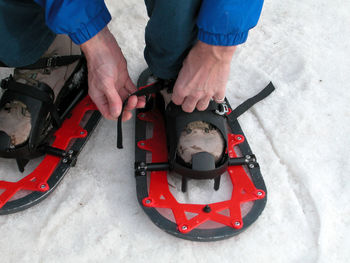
0, 96, 97, 208
138, 110, 265, 234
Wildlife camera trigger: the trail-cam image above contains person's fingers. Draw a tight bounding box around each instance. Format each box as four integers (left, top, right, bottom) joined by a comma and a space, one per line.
125, 77, 137, 94
117, 77, 136, 100
89, 91, 113, 119
136, 95, 146, 108
196, 95, 211, 111
181, 96, 199, 113
172, 79, 187, 105
124, 95, 138, 111
171, 91, 186, 106
104, 87, 122, 119
121, 95, 143, 122
121, 110, 133, 121
213, 87, 226, 103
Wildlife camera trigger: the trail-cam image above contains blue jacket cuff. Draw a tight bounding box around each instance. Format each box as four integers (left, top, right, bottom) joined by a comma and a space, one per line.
69, 6, 111, 45
198, 29, 248, 46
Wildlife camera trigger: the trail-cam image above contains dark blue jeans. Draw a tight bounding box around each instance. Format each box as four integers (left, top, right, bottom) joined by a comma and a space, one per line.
144, 0, 201, 79
0, 0, 201, 78
0, 0, 55, 67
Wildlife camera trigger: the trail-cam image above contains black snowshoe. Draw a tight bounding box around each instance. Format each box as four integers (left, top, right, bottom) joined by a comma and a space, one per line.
118, 68, 275, 241
0, 55, 101, 214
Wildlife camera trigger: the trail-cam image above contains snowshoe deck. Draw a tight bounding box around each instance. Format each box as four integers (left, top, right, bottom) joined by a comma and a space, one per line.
134, 70, 274, 241
0, 96, 101, 214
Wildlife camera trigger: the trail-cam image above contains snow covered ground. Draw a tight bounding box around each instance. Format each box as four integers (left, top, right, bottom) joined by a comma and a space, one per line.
1, 0, 350, 262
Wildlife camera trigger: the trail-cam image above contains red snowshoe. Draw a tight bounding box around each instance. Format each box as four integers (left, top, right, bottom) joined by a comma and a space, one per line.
0, 55, 101, 214
120, 68, 274, 241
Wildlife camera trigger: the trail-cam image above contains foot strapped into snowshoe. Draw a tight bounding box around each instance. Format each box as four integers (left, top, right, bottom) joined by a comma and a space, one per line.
0, 55, 101, 214
119, 68, 275, 241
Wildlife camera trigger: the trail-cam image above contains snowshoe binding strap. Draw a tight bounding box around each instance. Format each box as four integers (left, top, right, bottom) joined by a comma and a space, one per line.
116, 79, 228, 149
0, 76, 61, 158
117, 81, 165, 149
118, 79, 275, 178
228, 82, 275, 120
164, 98, 229, 179
0, 131, 11, 152
0, 56, 88, 167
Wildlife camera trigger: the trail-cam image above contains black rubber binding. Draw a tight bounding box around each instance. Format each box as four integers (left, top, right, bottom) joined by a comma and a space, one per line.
0, 55, 86, 172
165, 98, 229, 180
118, 76, 231, 181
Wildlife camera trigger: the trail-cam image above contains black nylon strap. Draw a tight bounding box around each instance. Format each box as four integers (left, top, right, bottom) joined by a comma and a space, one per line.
1, 77, 62, 125
117, 81, 275, 149
229, 82, 275, 120
2, 78, 53, 103
117, 82, 163, 148
48, 104, 63, 128
17, 55, 82, 70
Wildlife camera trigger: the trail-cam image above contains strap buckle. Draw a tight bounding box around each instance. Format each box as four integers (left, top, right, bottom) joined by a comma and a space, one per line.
46, 55, 59, 68
215, 103, 229, 116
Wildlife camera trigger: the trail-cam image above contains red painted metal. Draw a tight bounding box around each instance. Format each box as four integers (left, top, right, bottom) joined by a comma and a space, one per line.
0, 96, 97, 208
138, 82, 157, 91
138, 110, 265, 234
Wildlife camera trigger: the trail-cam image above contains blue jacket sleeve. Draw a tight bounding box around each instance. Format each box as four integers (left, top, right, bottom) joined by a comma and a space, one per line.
197, 0, 264, 46
34, 0, 111, 45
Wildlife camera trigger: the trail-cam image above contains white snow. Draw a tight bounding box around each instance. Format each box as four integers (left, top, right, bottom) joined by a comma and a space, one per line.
1, 0, 350, 262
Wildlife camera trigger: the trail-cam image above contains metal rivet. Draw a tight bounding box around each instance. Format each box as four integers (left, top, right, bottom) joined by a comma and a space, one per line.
235, 221, 241, 226
203, 205, 211, 213
236, 136, 242, 140
257, 191, 263, 196
140, 171, 146, 176
145, 199, 151, 204
181, 225, 188, 230
62, 158, 68, 164
80, 131, 85, 135
40, 184, 46, 189
68, 150, 74, 154
249, 164, 255, 169
245, 155, 251, 160
140, 142, 145, 146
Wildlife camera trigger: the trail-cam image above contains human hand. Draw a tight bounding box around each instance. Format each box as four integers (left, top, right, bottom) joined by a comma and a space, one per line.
81, 27, 145, 120
172, 41, 236, 112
